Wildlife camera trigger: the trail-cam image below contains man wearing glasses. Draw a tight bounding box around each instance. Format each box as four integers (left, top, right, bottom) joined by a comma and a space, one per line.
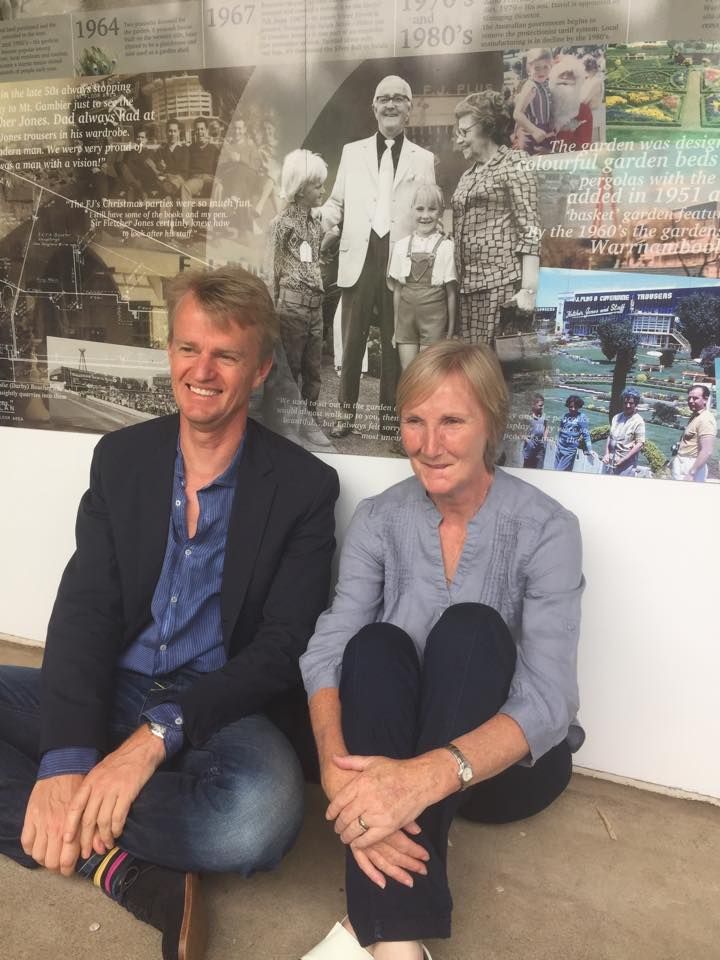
322, 75, 436, 442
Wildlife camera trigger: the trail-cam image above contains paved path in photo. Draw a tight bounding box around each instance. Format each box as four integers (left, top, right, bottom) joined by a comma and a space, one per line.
680, 67, 702, 129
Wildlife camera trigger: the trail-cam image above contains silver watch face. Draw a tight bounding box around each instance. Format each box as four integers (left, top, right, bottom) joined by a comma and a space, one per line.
148, 721, 167, 740
461, 767, 473, 783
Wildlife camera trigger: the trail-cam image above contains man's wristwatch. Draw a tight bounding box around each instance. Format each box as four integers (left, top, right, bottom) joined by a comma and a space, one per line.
146, 720, 168, 741
443, 742, 474, 791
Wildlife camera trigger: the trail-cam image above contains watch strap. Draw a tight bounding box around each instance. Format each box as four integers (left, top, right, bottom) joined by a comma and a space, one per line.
147, 720, 167, 741
443, 742, 473, 792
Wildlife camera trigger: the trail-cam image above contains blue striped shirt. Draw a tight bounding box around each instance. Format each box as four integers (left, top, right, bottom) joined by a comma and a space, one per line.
38, 441, 242, 779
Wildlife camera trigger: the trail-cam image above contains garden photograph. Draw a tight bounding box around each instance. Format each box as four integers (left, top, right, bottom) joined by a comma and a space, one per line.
505, 269, 720, 479
606, 40, 720, 141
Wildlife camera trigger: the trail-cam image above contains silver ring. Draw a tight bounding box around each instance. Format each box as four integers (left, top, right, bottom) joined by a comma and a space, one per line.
358, 815, 369, 833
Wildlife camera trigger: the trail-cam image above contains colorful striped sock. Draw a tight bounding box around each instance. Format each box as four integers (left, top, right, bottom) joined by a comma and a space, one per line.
79, 846, 136, 901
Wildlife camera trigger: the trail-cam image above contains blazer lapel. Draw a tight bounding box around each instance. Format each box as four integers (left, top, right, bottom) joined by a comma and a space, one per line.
362, 135, 379, 185
220, 419, 277, 647
394, 138, 413, 187
135, 416, 178, 621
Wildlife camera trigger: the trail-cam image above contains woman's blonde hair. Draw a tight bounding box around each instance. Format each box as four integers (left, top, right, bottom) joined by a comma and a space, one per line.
396, 340, 509, 471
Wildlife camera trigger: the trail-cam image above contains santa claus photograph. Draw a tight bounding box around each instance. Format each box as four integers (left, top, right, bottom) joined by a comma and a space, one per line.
505, 46, 606, 154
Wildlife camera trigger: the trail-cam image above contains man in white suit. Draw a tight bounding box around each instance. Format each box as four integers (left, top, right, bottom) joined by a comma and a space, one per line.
322, 75, 436, 439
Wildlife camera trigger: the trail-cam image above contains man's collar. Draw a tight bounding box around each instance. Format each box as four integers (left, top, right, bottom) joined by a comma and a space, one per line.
175, 435, 245, 489
376, 130, 404, 149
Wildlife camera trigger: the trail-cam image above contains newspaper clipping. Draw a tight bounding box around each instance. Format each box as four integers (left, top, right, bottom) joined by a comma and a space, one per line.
0, 0, 718, 482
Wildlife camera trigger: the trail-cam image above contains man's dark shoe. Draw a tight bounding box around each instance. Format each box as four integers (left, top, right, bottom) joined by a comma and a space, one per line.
120, 862, 207, 960
329, 420, 353, 439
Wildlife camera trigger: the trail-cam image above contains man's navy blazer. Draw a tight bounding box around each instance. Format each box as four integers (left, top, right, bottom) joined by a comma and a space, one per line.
40, 415, 339, 758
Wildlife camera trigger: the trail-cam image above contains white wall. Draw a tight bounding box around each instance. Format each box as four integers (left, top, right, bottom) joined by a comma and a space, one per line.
2, 425, 719, 799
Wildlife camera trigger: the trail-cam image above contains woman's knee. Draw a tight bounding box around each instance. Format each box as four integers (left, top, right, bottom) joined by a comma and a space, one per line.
426, 603, 515, 670
341, 622, 418, 683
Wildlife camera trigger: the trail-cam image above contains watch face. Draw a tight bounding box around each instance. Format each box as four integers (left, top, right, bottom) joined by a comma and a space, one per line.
461, 767, 473, 783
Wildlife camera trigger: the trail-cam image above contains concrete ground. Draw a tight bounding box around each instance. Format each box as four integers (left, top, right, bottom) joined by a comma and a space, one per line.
2, 639, 718, 960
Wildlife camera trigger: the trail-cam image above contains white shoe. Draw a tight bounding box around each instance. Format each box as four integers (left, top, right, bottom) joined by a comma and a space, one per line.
301, 921, 373, 959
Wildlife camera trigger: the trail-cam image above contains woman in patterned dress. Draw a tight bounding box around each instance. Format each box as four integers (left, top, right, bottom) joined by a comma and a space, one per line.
451, 91, 542, 345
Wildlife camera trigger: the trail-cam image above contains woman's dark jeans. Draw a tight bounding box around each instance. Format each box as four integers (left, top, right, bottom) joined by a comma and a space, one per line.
339, 602, 572, 946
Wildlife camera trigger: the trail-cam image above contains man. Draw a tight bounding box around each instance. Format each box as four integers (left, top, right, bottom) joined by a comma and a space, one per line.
158, 119, 190, 188
122, 127, 163, 199
671, 384, 716, 482
157, 119, 192, 228
522, 393, 548, 468
548, 55, 593, 149
0, 266, 339, 959
186, 118, 219, 199
321, 75, 436, 439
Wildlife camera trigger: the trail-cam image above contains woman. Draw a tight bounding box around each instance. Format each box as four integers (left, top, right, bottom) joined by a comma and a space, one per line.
602, 387, 645, 476
554, 394, 593, 471
300, 341, 584, 960
451, 91, 542, 345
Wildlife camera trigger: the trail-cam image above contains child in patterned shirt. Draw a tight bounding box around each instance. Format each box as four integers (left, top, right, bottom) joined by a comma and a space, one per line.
264, 149, 328, 442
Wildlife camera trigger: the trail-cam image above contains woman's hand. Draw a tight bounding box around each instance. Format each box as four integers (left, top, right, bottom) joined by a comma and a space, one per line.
326, 753, 448, 849
321, 759, 360, 806
351, 825, 429, 889
512, 287, 536, 313
322, 754, 432, 888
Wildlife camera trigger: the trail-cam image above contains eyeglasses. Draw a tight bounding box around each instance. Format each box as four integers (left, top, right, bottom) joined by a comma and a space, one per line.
375, 95, 410, 106
455, 121, 479, 140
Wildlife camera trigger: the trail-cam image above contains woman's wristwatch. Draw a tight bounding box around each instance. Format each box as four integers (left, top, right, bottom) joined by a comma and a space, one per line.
443, 742, 474, 791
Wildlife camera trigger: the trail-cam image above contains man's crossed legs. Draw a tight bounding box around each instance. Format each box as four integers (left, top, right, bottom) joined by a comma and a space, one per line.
0, 665, 304, 959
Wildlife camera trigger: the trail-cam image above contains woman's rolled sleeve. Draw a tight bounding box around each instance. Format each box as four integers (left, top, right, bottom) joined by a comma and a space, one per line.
300, 498, 385, 698
500, 509, 584, 762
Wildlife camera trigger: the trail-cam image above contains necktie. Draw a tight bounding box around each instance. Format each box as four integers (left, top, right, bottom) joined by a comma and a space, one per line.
372, 138, 395, 238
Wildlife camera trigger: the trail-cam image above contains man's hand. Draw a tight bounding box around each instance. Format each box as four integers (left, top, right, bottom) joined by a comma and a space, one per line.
63, 725, 166, 860
21, 773, 85, 875
320, 226, 341, 255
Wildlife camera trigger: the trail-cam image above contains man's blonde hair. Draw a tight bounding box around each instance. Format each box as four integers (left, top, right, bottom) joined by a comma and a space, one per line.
165, 265, 279, 360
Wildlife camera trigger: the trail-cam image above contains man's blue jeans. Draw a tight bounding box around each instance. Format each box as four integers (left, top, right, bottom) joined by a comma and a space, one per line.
0, 665, 304, 874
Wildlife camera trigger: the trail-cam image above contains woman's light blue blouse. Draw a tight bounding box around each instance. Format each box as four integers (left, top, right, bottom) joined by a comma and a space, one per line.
300, 469, 585, 763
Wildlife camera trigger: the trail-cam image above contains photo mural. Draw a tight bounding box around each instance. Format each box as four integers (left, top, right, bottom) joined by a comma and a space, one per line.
0, 0, 718, 481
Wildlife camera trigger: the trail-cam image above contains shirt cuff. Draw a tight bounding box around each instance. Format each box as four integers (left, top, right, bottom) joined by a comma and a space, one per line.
143, 701, 185, 760
38, 747, 99, 780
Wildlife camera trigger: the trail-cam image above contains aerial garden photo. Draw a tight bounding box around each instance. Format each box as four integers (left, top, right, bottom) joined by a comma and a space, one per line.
605, 41, 720, 141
